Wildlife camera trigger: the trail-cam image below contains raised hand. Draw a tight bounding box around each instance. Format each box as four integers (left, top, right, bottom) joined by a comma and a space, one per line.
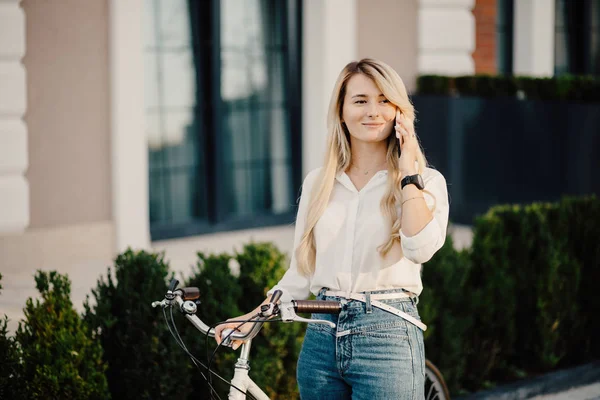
394, 109, 418, 176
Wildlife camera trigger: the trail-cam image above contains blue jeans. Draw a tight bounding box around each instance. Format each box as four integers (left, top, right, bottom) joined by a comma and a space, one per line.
297, 288, 425, 400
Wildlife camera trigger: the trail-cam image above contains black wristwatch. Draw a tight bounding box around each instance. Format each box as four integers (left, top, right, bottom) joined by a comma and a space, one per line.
401, 174, 424, 190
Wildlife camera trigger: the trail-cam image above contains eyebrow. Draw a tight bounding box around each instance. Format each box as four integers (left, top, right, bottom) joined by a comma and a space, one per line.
351, 93, 386, 99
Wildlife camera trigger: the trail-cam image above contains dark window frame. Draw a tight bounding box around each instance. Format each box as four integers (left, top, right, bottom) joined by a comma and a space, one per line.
149, 0, 303, 241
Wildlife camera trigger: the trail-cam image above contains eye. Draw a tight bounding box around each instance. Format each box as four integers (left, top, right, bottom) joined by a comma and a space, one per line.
355, 100, 367, 104
380, 99, 390, 103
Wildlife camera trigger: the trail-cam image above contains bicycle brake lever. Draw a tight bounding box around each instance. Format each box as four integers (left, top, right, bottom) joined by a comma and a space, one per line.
279, 303, 336, 329
294, 315, 336, 329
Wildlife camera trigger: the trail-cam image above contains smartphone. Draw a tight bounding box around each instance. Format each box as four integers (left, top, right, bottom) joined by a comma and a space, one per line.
395, 109, 401, 158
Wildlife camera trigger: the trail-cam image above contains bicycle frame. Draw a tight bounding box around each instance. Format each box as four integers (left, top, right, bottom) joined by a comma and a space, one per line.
227, 340, 269, 400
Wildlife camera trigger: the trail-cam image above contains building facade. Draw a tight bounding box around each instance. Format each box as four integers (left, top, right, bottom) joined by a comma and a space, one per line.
1, 0, 596, 328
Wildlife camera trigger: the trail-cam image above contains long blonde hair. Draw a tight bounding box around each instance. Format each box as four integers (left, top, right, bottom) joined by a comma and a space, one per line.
296, 58, 430, 277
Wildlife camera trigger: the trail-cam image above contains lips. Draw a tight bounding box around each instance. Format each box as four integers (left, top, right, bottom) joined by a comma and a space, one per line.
362, 123, 384, 127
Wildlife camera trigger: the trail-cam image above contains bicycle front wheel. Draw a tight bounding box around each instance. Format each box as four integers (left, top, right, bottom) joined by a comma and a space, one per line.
425, 359, 450, 400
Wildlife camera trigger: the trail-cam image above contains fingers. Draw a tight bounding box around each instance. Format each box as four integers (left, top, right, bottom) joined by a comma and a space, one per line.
214, 325, 223, 344
395, 123, 408, 137
214, 322, 246, 350
395, 116, 416, 142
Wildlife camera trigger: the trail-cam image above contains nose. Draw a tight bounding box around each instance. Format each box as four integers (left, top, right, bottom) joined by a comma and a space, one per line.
367, 103, 379, 118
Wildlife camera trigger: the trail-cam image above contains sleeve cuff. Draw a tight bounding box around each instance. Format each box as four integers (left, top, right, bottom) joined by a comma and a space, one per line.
400, 216, 442, 250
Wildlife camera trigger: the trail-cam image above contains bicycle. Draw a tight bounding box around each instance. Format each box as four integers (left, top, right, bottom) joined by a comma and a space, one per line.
152, 280, 450, 400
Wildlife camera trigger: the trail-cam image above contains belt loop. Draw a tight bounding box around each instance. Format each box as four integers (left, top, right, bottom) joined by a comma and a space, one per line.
318, 287, 328, 298
411, 295, 419, 306
365, 291, 373, 314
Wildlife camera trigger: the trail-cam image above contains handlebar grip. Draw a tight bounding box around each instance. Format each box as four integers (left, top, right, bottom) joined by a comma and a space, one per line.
293, 300, 341, 314
177, 287, 200, 301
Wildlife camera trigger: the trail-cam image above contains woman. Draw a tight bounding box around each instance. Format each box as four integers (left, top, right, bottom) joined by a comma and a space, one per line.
216, 58, 449, 399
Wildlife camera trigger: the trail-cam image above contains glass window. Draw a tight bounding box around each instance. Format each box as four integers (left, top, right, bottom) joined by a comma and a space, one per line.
144, 0, 302, 239
554, 0, 600, 76
496, 0, 514, 75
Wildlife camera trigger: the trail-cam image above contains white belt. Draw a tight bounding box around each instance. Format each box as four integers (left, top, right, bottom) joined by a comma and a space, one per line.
324, 290, 427, 332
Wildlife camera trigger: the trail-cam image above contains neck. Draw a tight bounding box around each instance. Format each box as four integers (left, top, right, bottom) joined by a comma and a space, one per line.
348, 139, 388, 171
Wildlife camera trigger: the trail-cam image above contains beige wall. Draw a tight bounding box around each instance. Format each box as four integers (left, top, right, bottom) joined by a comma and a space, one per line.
0, 0, 115, 333
22, 0, 112, 228
356, 0, 419, 92
0, 221, 115, 333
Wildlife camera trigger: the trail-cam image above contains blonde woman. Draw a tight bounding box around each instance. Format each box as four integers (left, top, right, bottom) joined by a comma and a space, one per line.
216, 59, 449, 399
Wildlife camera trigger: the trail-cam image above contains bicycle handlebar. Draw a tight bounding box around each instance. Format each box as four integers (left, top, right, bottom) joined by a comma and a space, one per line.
152, 285, 342, 345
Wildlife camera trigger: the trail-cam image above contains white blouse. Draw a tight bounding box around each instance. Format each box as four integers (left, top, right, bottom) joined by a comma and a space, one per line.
267, 166, 449, 302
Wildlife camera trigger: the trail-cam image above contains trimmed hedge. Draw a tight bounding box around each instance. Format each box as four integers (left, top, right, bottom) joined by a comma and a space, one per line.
416, 74, 600, 102
421, 195, 600, 396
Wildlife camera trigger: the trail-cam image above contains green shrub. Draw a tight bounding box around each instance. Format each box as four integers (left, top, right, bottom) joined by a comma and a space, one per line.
235, 243, 305, 399
15, 271, 109, 399
416, 74, 600, 102
457, 196, 598, 393
418, 196, 598, 396
420, 237, 473, 395
179, 251, 243, 398
545, 196, 600, 362
416, 75, 452, 95
84, 250, 191, 400
0, 274, 25, 399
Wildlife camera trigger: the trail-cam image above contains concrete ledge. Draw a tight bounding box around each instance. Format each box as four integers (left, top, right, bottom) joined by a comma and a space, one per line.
456, 361, 600, 400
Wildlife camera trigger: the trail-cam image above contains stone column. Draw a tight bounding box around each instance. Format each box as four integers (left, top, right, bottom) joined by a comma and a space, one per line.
302, 0, 357, 175
418, 0, 476, 75
109, 0, 150, 251
0, 0, 29, 234
513, 0, 555, 76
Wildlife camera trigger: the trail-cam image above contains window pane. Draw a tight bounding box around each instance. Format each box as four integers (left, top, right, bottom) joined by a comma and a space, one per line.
145, 0, 207, 226
589, 1, 600, 74
162, 50, 195, 108
146, 0, 301, 238
220, 0, 293, 218
145, 52, 160, 109
554, 0, 570, 75
144, 0, 157, 48
158, 0, 191, 48
496, 0, 514, 75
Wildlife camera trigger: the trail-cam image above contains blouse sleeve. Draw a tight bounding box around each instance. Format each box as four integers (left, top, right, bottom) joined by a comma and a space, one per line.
400, 172, 449, 264
266, 170, 319, 302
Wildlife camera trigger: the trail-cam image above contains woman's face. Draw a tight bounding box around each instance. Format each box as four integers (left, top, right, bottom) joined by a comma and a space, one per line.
341, 73, 396, 145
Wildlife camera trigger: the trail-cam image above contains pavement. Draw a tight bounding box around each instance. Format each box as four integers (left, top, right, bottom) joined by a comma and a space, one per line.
530, 382, 600, 400
456, 361, 600, 400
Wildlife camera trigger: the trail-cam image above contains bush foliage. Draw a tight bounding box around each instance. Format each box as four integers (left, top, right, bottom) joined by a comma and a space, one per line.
416, 74, 600, 102
16, 271, 109, 399
421, 195, 599, 395
0, 274, 24, 399
83, 249, 190, 400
